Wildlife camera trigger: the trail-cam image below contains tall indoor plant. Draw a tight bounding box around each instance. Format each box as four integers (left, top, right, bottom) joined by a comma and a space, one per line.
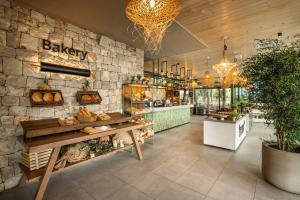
242, 36, 300, 193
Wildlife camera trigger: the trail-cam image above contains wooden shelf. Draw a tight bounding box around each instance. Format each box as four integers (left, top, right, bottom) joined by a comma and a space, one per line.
20, 135, 154, 182
20, 113, 131, 139
19, 122, 147, 152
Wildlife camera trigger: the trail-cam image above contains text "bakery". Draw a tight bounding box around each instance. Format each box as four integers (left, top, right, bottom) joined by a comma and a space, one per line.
42, 39, 88, 61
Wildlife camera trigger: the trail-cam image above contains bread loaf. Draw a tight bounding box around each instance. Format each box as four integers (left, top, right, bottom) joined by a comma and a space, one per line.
32, 92, 43, 103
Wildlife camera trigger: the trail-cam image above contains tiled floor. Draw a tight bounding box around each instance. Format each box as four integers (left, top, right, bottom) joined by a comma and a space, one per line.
1, 116, 300, 200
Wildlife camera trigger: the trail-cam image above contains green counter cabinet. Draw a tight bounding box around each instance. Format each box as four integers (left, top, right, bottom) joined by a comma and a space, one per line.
147, 106, 192, 133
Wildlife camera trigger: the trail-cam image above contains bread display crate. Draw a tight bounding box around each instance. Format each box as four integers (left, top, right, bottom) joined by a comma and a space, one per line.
20, 149, 53, 171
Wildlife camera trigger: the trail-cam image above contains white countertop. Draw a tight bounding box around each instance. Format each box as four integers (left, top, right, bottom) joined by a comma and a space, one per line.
152, 105, 193, 112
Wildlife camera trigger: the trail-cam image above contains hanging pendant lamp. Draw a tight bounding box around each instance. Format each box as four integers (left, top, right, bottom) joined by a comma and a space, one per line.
126, 0, 181, 54
213, 37, 237, 81
202, 57, 215, 87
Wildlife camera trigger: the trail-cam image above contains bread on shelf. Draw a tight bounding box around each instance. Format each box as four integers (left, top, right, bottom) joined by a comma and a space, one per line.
32, 92, 43, 103
43, 92, 54, 103
54, 92, 62, 103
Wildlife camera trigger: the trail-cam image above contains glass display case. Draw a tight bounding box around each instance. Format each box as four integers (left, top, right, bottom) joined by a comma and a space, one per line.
122, 83, 154, 145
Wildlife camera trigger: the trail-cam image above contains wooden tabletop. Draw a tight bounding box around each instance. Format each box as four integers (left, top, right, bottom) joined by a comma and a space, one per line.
19, 122, 149, 152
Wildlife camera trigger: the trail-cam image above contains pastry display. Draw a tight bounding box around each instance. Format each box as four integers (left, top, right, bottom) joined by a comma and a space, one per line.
92, 94, 100, 102
43, 92, 53, 103
127, 107, 152, 115
132, 118, 152, 126
81, 127, 99, 134
77, 91, 102, 105
77, 107, 97, 122
30, 89, 64, 107
54, 92, 62, 103
58, 117, 79, 126
97, 113, 112, 121
81, 95, 92, 102
32, 92, 43, 103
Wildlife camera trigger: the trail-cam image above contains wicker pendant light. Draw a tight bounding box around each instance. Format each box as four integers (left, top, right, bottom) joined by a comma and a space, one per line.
126, 0, 181, 54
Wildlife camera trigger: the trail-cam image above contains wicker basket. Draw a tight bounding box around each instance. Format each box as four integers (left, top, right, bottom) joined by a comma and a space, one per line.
20, 149, 52, 171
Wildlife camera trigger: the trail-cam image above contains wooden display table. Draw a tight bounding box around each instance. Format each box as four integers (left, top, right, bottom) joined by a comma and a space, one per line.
19, 113, 150, 200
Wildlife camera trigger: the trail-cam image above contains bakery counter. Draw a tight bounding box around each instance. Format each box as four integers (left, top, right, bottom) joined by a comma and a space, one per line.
147, 105, 193, 132
203, 114, 250, 150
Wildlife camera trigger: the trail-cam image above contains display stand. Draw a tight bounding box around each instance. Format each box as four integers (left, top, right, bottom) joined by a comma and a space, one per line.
19, 113, 151, 200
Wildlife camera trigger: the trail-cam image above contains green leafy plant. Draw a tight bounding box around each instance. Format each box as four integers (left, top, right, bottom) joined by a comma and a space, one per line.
242, 36, 300, 151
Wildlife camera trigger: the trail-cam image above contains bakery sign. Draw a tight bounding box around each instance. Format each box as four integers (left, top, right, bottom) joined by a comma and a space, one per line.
42, 39, 88, 61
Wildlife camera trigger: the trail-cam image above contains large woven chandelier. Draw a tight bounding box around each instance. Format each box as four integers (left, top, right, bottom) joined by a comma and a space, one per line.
126, 0, 181, 54
213, 37, 237, 80
202, 58, 215, 87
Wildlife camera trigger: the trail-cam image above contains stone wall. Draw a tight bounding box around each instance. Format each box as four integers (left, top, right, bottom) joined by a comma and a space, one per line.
0, 0, 144, 191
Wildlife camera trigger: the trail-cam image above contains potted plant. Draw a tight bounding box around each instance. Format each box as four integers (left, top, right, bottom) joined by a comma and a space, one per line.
231, 103, 239, 121
242, 36, 300, 194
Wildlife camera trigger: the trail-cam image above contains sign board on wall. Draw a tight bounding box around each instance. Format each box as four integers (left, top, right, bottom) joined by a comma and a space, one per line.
42, 39, 88, 61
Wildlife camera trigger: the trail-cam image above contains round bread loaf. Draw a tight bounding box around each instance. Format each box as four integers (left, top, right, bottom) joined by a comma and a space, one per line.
32, 92, 43, 103
43, 92, 53, 103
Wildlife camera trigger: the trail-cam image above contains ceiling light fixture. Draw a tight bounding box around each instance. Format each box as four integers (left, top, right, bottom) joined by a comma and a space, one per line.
126, 0, 181, 54
213, 37, 237, 81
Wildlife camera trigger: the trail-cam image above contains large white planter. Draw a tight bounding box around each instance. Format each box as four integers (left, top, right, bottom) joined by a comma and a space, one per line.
262, 142, 300, 194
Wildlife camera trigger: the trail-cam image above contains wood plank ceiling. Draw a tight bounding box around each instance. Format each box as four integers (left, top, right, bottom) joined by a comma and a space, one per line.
166, 0, 300, 78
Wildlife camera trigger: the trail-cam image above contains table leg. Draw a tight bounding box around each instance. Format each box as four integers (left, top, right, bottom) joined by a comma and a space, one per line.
35, 146, 61, 200
18, 174, 27, 187
129, 130, 143, 160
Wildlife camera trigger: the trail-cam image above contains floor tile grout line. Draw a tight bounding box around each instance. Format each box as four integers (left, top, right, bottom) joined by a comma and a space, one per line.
205, 151, 235, 197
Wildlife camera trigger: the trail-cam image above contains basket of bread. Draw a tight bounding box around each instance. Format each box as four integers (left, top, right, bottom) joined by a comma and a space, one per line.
77, 107, 97, 123
30, 89, 64, 107
76, 91, 102, 105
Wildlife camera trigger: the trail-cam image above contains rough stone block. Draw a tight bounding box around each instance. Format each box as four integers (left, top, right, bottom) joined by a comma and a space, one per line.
101, 81, 110, 89
0, 47, 16, 57
29, 27, 48, 40
19, 97, 30, 106
31, 10, 45, 22
9, 106, 27, 115
16, 49, 39, 62
65, 30, 78, 40
109, 72, 118, 82
0, 85, 5, 96
6, 86, 24, 96
26, 77, 43, 88
6, 31, 20, 48
0, 155, 8, 168
0, 137, 16, 155
40, 108, 54, 118
20, 33, 39, 51
0, 17, 10, 30
100, 71, 110, 81
2, 96, 19, 106
45, 15, 56, 26
0, 29, 6, 47
0, 106, 8, 116
14, 116, 29, 125
23, 62, 43, 78
4, 174, 22, 190
0, 0, 10, 7
6, 75, 27, 87
3, 57, 22, 75
1, 116, 14, 125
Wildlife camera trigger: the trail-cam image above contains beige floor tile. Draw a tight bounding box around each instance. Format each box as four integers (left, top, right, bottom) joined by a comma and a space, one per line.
156, 183, 205, 200
208, 180, 254, 200
131, 172, 173, 198
108, 185, 152, 200
175, 167, 216, 195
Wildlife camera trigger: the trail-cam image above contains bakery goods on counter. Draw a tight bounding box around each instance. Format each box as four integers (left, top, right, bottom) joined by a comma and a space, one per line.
97, 113, 112, 121
77, 107, 97, 122
58, 117, 79, 126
